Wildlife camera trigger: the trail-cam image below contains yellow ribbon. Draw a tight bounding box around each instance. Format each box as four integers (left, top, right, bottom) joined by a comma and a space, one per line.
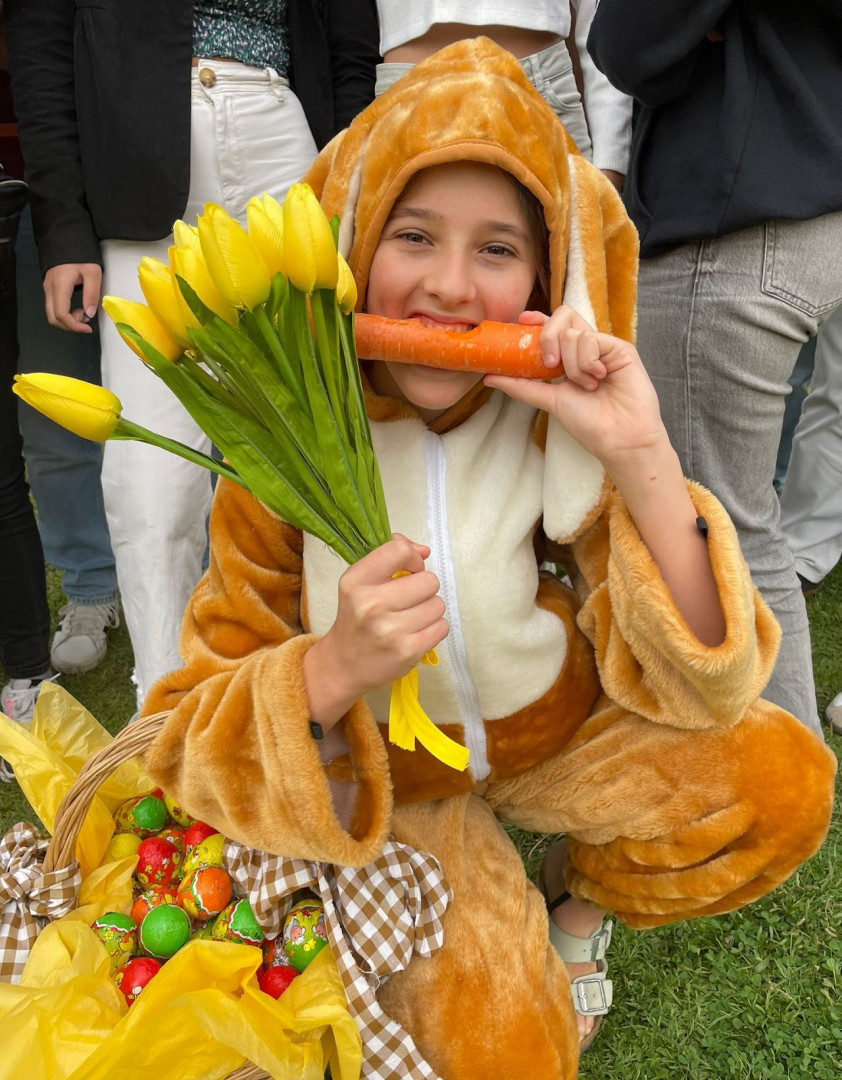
388, 658, 470, 772
387, 570, 469, 771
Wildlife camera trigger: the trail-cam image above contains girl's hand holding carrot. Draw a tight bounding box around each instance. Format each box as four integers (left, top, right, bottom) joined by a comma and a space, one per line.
303, 535, 448, 732
485, 306, 670, 477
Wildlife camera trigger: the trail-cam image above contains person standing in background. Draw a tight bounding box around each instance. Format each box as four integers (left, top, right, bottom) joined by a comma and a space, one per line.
589, 0, 842, 734
372, 0, 632, 190
0, 148, 54, 778
5, 0, 380, 713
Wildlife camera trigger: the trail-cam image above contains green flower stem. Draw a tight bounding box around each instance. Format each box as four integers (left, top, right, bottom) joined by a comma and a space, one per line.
246, 305, 309, 414
112, 417, 247, 489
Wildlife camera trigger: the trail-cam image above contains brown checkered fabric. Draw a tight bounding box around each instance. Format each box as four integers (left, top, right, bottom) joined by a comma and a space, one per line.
0, 823, 81, 984
225, 839, 453, 1079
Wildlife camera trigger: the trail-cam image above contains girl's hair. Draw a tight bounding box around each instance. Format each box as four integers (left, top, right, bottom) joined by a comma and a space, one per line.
510, 176, 551, 313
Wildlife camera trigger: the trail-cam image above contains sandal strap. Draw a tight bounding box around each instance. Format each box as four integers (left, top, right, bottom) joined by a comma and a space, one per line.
548, 918, 613, 964
570, 965, 614, 1017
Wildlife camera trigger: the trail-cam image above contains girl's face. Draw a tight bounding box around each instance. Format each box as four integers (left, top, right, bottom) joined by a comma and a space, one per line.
365, 162, 539, 419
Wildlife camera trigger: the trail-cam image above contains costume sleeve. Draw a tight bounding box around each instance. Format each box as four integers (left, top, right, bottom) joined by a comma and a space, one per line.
4, 0, 101, 271
565, 481, 781, 730
142, 478, 393, 866
588, 0, 735, 107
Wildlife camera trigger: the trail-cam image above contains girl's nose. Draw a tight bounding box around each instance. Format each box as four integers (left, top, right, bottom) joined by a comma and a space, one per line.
425, 250, 476, 307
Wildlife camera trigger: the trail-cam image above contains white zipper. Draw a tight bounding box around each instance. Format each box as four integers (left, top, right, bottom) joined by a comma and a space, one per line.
424, 431, 490, 780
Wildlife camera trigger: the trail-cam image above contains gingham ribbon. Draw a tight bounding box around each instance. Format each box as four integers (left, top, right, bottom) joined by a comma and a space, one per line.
225, 839, 452, 1080
0, 823, 81, 984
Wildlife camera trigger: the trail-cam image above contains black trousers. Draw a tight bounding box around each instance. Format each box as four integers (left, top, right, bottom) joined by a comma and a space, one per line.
0, 183, 50, 679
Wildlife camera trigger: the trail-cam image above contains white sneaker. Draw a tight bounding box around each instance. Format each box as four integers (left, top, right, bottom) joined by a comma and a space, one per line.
0, 672, 56, 782
827, 691, 842, 736
50, 600, 120, 674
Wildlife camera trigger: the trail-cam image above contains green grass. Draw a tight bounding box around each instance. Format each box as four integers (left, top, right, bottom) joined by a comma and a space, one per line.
2, 562, 840, 1077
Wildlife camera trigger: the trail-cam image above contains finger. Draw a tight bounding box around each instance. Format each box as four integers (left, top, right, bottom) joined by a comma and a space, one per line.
45, 272, 89, 333
81, 265, 102, 320
518, 309, 549, 326
411, 616, 449, 658
389, 588, 445, 628
539, 307, 595, 368
350, 534, 429, 585
484, 373, 565, 412
560, 329, 605, 390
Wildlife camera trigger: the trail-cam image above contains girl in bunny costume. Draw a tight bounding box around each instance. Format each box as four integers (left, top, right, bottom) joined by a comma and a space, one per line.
143, 41, 836, 1078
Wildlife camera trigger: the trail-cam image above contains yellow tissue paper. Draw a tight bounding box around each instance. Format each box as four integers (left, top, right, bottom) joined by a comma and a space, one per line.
0, 685, 362, 1080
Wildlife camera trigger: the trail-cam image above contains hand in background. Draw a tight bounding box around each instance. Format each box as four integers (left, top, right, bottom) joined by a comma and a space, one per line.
43, 261, 101, 332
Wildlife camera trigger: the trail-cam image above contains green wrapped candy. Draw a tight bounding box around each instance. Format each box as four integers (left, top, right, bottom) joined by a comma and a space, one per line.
114, 794, 167, 837
211, 897, 264, 947
282, 899, 329, 972
139, 903, 191, 959
91, 911, 137, 975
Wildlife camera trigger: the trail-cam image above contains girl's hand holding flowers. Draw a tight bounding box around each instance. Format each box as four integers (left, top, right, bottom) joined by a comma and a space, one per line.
304, 535, 448, 731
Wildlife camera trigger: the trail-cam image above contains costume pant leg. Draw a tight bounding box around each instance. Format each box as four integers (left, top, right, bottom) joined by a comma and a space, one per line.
635, 211, 842, 732
485, 698, 836, 929
779, 304, 842, 584
380, 794, 579, 1080
99, 62, 318, 707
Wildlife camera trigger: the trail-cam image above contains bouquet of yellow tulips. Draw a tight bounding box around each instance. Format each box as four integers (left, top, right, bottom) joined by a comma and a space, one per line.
13, 184, 468, 772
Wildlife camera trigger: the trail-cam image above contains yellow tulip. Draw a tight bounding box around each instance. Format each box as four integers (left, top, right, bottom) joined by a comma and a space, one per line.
13, 373, 123, 442
137, 257, 193, 347
101, 296, 184, 362
198, 202, 271, 310
170, 243, 238, 326
172, 219, 202, 254
336, 253, 358, 314
282, 182, 339, 292
246, 194, 285, 279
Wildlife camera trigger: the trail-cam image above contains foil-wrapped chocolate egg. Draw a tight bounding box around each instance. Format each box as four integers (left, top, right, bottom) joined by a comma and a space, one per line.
118, 955, 162, 1005
282, 899, 329, 972
211, 897, 265, 947
261, 935, 292, 970
135, 836, 183, 889
178, 865, 233, 920
181, 831, 225, 879
258, 965, 299, 999
91, 911, 137, 975
138, 903, 191, 959
163, 793, 196, 828
114, 794, 167, 837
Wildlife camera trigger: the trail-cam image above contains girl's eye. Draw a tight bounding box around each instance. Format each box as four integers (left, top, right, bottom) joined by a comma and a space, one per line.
396, 230, 430, 245
483, 243, 517, 257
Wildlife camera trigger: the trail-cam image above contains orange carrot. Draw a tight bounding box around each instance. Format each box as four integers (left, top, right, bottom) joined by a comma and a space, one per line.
354, 314, 557, 378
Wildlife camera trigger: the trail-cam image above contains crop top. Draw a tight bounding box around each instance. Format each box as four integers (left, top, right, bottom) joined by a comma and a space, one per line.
376, 0, 570, 56
193, 0, 290, 79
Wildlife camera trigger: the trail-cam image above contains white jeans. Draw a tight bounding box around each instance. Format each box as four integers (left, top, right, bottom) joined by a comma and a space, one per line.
99, 60, 318, 707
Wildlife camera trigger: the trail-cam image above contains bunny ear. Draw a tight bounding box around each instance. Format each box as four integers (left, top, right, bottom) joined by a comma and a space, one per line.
563, 156, 639, 342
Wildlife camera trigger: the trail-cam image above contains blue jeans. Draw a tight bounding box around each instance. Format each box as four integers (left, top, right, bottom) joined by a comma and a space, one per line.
15, 208, 118, 605
635, 210, 842, 735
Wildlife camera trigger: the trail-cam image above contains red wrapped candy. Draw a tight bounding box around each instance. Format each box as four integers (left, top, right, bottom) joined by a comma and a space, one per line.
135, 836, 183, 889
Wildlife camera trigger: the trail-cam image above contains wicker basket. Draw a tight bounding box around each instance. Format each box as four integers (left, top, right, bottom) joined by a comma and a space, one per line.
44, 709, 269, 1080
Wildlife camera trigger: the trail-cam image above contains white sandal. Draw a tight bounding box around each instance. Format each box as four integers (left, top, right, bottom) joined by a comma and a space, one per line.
539, 848, 614, 1051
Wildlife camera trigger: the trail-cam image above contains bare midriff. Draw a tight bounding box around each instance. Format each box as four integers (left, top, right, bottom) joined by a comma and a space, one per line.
383, 24, 562, 63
